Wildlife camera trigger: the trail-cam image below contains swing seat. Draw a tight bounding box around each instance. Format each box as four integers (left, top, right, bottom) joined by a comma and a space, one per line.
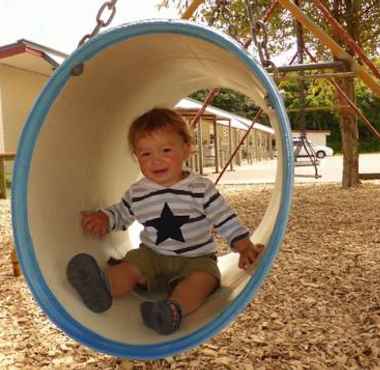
12, 20, 294, 359
294, 160, 320, 167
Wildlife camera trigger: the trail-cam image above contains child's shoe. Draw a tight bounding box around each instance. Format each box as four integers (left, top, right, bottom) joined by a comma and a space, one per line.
67, 253, 112, 313
140, 299, 182, 335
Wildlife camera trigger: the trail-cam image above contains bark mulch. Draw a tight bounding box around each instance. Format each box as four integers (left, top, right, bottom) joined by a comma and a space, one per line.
1, 182, 379, 369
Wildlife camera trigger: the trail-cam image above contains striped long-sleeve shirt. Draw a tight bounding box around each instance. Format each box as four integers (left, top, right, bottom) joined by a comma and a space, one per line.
102, 172, 250, 257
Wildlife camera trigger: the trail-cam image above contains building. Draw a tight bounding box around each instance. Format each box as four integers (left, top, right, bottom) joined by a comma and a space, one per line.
0, 39, 66, 155
176, 98, 274, 175
0, 39, 66, 197
0, 40, 274, 190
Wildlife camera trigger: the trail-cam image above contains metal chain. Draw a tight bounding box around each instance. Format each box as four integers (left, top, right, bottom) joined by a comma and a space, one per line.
189, 1, 224, 129
71, 0, 118, 75
215, 1, 282, 184
244, 1, 279, 81
77, 0, 118, 47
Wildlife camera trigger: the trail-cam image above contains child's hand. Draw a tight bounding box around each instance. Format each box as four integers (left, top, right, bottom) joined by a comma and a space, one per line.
81, 211, 109, 239
233, 239, 264, 270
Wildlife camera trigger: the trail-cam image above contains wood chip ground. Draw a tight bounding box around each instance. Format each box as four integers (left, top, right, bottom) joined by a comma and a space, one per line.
1, 183, 380, 369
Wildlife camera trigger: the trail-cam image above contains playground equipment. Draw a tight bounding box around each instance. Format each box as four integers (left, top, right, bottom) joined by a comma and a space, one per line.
293, 134, 321, 179
11, 0, 380, 360
12, 19, 294, 359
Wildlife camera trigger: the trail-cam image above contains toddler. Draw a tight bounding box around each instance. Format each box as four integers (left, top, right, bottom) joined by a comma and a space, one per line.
67, 107, 263, 335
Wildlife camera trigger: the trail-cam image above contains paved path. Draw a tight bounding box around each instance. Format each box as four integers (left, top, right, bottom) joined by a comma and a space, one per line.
206, 153, 380, 185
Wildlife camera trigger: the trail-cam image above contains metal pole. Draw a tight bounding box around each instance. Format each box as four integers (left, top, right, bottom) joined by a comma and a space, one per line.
312, 0, 380, 80
215, 110, 263, 184
198, 123, 204, 175
267, 61, 346, 73
278, 71, 356, 80
228, 121, 233, 171
213, 119, 219, 173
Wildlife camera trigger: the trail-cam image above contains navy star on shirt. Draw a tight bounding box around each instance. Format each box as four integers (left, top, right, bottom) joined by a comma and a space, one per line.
145, 202, 190, 245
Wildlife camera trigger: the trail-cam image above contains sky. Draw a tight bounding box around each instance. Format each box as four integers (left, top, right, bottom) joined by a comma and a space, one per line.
0, 0, 291, 65
0, 0, 178, 54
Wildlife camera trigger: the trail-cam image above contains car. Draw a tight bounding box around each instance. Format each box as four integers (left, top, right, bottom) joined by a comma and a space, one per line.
293, 138, 334, 159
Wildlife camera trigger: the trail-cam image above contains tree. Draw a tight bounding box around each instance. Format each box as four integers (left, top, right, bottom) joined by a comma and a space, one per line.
161, 0, 380, 187
191, 88, 259, 119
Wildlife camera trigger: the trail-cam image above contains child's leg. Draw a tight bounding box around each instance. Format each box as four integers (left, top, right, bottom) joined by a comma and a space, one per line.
140, 271, 219, 335
105, 261, 145, 297
67, 253, 145, 313
67, 253, 112, 313
169, 271, 218, 316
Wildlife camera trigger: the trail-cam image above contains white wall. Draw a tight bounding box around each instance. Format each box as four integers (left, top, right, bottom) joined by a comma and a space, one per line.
0, 63, 48, 173
0, 85, 4, 152
0, 64, 48, 152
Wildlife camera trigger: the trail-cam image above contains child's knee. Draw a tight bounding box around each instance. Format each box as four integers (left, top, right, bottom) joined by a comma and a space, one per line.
106, 261, 145, 297
176, 271, 219, 296
189, 271, 219, 291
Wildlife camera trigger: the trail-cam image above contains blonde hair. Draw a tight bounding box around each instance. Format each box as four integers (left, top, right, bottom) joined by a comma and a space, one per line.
128, 108, 193, 153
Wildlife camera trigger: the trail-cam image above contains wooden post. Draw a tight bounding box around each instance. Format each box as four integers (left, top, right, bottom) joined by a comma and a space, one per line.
198, 124, 204, 176
0, 157, 5, 199
213, 119, 219, 173
312, 0, 380, 80
249, 132, 254, 164
228, 120, 233, 171
268, 134, 274, 159
277, 0, 380, 97
10, 244, 21, 277
181, 0, 205, 20
0, 153, 16, 199
235, 130, 241, 166
193, 153, 199, 173
336, 61, 360, 188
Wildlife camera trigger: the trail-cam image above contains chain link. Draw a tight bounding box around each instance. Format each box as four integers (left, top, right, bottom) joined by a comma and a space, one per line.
77, 0, 118, 47
71, 0, 118, 75
244, 1, 280, 81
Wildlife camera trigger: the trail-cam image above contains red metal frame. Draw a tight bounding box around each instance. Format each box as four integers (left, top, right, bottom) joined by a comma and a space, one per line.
304, 47, 380, 142
312, 0, 380, 80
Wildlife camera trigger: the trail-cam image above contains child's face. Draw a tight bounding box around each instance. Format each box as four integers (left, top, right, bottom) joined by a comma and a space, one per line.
134, 128, 191, 187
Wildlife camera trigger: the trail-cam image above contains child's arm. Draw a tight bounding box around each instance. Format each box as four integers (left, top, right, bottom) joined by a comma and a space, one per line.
81, 210, 109, 239
81, 190, 135, 238
202, 179, 264, 269
232, 239, 264, 270
101, 190, 136, 232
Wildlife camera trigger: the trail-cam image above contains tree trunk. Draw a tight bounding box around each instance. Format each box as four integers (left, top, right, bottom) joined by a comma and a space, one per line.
332, 0, 360, 188
294, 0, 306, 131
335, 64, 360, 188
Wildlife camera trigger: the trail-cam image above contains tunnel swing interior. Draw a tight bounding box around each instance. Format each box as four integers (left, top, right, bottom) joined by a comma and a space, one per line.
12, 20, 294, 359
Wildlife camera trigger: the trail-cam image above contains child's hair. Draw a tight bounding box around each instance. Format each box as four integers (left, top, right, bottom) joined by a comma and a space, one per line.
128, 108, 193, 153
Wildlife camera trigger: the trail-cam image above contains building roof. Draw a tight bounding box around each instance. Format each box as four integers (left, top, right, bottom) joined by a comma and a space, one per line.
0, 39, 273, 136
0, 39, 67, 76
176, 98, 274, 135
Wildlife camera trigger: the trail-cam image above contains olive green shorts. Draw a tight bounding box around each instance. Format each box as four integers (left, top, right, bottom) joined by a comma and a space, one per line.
123, 244, 221, 292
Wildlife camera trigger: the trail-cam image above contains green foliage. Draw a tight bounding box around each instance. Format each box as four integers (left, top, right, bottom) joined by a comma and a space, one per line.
162, 1, 380, 153
278, 73, 339, 136
160, 1, 379, 57
190, 88, 259, 120
355, 80, 380, 152
190, 79, 380, 154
